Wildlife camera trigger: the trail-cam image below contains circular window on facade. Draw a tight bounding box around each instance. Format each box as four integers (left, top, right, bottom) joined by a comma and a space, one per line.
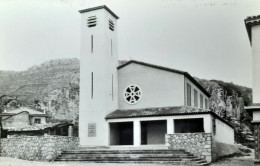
124, 84, 142, 104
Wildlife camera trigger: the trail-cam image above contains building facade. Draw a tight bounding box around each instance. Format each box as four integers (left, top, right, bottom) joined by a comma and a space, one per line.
244, 15, 260, 161
78, 6, 234, 162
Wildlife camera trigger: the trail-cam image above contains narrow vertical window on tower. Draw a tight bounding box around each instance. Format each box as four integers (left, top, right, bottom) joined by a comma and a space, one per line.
187, 83, 191, 106
91, 35, 93, 53
112, 74, 113, 100
91, 72, 93, 99
87, 16, 97, 27
109, 19, 114, 31
111, 39, 113, 56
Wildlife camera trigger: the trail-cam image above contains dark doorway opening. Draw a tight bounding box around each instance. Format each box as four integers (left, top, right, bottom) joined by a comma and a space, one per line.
141, 120, 167, 145
174, 118, 204, 133
110, 122, 133, 145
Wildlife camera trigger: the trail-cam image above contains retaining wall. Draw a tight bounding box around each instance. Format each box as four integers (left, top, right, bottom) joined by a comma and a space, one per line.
0, 135, 79, 161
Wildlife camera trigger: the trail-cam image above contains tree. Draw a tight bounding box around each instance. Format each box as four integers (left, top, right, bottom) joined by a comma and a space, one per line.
0, 95, 19, 139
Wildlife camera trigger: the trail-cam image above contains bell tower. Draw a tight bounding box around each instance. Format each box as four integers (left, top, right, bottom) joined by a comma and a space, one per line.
79, 6, 119, 146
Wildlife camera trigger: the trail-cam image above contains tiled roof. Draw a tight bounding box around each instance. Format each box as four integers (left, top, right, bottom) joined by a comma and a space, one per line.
106, 106, 233, 128
106, 106, 210, 119
1, 107, 46, 116
8, 122, 71, 132
79, 5, 119, 19
244, 15, 260, 44
117, 60, 210, 97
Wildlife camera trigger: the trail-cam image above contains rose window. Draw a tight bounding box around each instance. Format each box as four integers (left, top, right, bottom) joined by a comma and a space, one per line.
124, 84, 142, 104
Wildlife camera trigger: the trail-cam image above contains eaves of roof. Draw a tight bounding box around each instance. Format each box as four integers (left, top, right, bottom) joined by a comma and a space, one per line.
7, 122, 73, 132
2, 111, 30, 121
244, 15, 260, 44
117, 60, 210, 97
245, 105, 260, 117
1, 112, 47, 118
79, 5, 119, 19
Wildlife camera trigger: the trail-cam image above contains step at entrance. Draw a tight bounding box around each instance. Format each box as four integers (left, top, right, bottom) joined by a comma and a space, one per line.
55, 148, 209, 166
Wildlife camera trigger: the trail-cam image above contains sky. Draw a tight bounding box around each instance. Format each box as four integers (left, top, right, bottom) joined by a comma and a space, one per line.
0, 0, 259, 87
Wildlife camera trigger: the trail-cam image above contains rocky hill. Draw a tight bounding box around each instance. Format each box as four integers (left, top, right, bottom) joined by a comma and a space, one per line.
0, 58, 79, 104
195, 78, 253, 144
0, 58, 254, 143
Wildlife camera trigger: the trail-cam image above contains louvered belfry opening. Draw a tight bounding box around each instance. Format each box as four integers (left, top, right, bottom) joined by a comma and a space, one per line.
87, 16, 97, 27
109, 19, 114, 31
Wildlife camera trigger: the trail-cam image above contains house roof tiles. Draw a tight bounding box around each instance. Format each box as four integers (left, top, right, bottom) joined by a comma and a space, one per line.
1, 107, 46, 116
106, 106, 234, 128
8, 122, 72, 132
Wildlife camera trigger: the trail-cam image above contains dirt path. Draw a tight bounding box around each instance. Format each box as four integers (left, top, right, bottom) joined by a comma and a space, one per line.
211, 149, 255, 166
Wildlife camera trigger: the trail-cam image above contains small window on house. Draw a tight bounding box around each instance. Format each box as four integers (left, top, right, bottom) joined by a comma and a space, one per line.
87, 16, 97, 27
194, 89, 198, 107
174, 118, 204, 133
35, 118, 41, 124
200, 94, 203, 108
187, 83, 191, 106
109, 19, 114, 31
205, 98, 208, 109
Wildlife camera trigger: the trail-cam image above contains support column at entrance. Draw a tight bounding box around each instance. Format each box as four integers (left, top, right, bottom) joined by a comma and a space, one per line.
134, 120, 141, 146
167, 118, 174, 134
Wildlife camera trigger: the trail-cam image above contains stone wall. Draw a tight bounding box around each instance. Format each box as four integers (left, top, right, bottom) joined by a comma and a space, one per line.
166, 133, 212, 162
0, 135, 79, 161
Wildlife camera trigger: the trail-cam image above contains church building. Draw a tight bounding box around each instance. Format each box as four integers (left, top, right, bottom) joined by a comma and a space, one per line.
78, 6, 234, 162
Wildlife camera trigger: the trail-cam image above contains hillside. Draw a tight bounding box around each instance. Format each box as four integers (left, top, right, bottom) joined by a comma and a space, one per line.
0, 58, 79, 104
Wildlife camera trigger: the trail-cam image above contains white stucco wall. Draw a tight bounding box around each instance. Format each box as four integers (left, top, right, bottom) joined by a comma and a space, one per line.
252, 25, 260, 104
253, 110, 260, 121
79, 8, 119, 146
184, 77, 209, 109
212, 115, 234, 144
118, 63, 185, 110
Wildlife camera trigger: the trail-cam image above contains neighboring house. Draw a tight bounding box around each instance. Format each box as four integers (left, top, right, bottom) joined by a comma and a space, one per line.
78, 6, 235, 162
1, 107, 47, 131
1, 107, 74, 138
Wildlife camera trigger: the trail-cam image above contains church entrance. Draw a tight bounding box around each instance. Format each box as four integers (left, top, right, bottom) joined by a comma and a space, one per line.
109, 122, 133, 145
141, 120, 167, 145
